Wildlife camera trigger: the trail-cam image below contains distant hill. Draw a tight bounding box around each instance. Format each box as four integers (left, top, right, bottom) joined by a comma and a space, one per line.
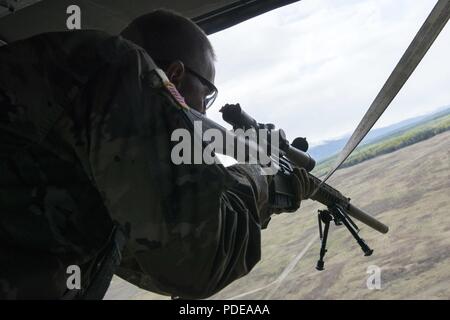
311, 112, 450, 177
308, 105, 450, 161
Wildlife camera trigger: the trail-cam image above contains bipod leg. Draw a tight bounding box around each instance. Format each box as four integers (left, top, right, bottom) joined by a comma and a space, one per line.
333, 205, 374, 256
316, 210, 333, 271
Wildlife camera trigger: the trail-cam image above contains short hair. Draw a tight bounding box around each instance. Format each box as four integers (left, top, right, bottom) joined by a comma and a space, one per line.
120, 9, 215, 68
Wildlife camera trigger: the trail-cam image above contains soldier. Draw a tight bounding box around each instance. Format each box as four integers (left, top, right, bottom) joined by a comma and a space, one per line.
0, 9, 312, 299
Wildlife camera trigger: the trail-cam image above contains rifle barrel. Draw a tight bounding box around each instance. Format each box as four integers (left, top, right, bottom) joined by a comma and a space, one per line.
309, 174, 388, 234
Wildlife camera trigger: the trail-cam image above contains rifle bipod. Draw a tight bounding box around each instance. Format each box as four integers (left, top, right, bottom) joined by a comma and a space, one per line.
316, 205, 374, 271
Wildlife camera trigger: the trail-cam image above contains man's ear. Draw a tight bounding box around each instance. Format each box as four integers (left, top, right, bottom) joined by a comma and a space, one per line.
165, 61, 185, 87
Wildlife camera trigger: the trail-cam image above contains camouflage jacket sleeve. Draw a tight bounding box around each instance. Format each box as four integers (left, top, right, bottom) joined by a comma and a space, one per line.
61, 41, 272, 299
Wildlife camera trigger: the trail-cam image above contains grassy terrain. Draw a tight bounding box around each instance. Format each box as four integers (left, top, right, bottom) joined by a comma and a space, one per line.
106, 131, 450, 300
312, 113, 450, 177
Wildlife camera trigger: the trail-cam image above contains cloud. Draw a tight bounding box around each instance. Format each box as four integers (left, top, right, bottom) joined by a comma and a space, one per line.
208, 0, 450, 145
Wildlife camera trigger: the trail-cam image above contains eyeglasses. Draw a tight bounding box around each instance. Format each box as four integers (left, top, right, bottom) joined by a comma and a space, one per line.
184, 66, 218, 110
155, 60, 218, 110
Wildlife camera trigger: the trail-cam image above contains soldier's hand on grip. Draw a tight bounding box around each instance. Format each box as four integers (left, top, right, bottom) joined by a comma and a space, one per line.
268, 166, 314, 214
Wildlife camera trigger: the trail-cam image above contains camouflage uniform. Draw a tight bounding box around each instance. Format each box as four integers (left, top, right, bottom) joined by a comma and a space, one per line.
0, 30, 271, 299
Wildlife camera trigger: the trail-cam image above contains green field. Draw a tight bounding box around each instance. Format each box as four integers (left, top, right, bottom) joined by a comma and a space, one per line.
210, 131, 450, 300
105, 130, 450, 300
312, 113, 450, 177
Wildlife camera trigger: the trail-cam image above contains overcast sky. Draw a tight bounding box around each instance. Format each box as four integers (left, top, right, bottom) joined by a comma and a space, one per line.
207, 0, 450, 146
